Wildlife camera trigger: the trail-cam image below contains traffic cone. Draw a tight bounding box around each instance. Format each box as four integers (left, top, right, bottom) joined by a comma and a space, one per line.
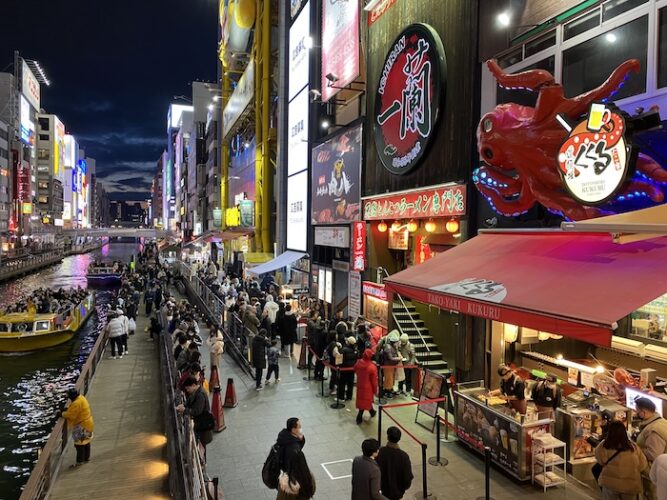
297, 340, 308, 370
223, 377, 238, 408
212, 386, 226, 432
209, 364, 221, 391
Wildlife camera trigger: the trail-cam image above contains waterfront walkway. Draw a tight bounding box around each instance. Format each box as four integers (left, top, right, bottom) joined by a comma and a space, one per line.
202, 339, 600, 500
49, 312, 169, 500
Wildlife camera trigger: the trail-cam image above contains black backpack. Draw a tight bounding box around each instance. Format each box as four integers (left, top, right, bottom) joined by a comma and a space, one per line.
261, 443, 281, 489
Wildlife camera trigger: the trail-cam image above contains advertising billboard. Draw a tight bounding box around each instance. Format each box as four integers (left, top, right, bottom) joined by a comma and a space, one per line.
54, 117, 66, 179
21, 61, 40, 110
321, 0, 359, 102
288, 86, 310, 176
286, 171, 308, 251
223, 60, 254, 139
19, 95, 35, 146
311, 123, 361, 224
289, 0, 310, 101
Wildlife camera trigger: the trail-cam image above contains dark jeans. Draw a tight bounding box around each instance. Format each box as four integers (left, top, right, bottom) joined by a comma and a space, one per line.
266, 364, 279, 381
338, 371, 355, 400
110, 337, 124, 357
145, 302, 153, 315
329, 368, 338, 392
75, 443, 91, 463
121, 334, 128, 352
314, 360, 325, 380
398, 368, 413, 392
255, 367, 264, 388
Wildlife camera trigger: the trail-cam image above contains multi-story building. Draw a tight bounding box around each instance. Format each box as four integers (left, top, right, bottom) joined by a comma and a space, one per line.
152, 153, 165, 228
36, 114, 65, 226
204, 106, 219, 232
0, 119, 10, 238
93, 180, 110, 228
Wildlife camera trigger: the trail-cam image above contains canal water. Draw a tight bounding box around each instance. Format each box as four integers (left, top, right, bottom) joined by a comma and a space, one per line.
0, 242, 139, 500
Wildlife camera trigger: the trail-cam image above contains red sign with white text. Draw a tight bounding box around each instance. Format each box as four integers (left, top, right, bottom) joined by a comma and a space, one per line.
322, 0, 360, 102
367, 0, 398, 26
363, 281, 388, 301
363, 183, 466, 220
351, 221, 366, 271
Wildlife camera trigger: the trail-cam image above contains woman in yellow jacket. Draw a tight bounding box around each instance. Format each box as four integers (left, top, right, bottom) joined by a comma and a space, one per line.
61, 387, 94, 467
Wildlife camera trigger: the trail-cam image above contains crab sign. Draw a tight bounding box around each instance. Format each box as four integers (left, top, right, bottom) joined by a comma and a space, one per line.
475, 59, 667, 220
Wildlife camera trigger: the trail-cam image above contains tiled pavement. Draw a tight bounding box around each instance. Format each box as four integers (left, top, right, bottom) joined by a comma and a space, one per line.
201, 339, 601, 500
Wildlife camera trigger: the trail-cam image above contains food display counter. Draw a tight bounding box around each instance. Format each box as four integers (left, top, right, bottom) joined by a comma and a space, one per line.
455, 381, 554, 481
556, 394, 632, 466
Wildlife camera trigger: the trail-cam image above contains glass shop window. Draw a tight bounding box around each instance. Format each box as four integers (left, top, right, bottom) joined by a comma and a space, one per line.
497, 47, 523, 69
563, 16, 648, 100
564, 10, 600, 41
496, 56, 556, 108
602, 0, 648, 22
525, 31, 556, 58
658, 8, 667, 88
632, 294, 667, 342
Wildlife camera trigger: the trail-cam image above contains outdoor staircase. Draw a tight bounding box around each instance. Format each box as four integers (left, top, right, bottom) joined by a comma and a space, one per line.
392, 299, 451, 378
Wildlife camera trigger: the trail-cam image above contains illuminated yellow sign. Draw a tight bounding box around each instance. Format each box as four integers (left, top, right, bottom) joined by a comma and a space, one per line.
21, 202, 33, 214
225, 207, 240, 227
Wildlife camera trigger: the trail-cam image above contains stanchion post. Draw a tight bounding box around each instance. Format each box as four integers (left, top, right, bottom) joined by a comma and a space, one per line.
475, 446, 495, 500
330, 367, 345, 409
428, 415, 448, 467
421, 443, 428, 499
377, 405, 383, 444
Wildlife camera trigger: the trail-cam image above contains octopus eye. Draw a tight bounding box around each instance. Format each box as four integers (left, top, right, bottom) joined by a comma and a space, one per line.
483, 118, 493, 133
483, 148, 494, 160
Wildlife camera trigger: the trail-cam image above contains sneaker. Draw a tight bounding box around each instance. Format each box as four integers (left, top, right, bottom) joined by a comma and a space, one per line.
276, 378, 281, 382
111, 355, 117, 360
370, 409, 377, 418
119, 354, 124, 359
125, 350, 129, 354
356, 414, 363, 425
256, 385, 263, 391
265, 379, 270, 385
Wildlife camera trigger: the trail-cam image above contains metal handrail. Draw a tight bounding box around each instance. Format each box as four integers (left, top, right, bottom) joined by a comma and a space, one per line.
381, 268, 431, 354
20, 311, 108, 500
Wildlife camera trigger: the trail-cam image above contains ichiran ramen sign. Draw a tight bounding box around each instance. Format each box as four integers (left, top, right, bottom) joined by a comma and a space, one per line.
374, 23, 446, 175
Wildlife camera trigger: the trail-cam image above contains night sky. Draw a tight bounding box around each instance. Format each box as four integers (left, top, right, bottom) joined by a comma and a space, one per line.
0, 0, 218, 200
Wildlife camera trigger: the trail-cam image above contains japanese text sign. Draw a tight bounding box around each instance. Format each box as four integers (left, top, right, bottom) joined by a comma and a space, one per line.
322, 0, 360, 103
374, 23, 446, 175
351, 221, 366, 271
363, 281, 388, 301
367, 0, 398, 26
363, 183, 466, 220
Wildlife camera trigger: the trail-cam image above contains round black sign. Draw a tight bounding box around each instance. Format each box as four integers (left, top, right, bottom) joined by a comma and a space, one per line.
373, 23, 446, 175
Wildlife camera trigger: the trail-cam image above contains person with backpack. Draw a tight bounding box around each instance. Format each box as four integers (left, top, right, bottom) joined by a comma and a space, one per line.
277, 450, 316, 499
277, 418, 306, 473
594, 420, 648, 499
176, 376, 214, 454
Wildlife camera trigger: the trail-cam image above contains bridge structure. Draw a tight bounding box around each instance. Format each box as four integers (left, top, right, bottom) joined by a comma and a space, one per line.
62, 227, 172, 238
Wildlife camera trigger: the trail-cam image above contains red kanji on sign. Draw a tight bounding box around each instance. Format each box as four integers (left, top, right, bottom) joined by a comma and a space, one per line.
351, 221, 366, 271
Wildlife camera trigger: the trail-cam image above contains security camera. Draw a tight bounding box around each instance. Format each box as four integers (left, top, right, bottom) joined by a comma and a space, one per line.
326, 73, 339, 83
310, 89, 322, 102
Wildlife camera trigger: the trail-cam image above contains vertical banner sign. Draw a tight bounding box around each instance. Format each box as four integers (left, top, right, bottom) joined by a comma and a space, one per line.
348, 271, 362, 320
289, 0, 311, 101
311, 123, 362, 223
321, 0, 360, 103
351, 221, 366, 271
374, 23, 446, 175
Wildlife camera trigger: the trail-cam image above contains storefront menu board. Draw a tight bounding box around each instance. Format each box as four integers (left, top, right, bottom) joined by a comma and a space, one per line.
416, 370, 444, 419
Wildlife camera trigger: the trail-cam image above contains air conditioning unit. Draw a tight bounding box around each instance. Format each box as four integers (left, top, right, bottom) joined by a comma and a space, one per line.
646, 344, 667, 363
611, 336, 645, 357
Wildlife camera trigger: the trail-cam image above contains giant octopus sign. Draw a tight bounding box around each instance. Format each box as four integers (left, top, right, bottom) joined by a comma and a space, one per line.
475, 59, 667, 220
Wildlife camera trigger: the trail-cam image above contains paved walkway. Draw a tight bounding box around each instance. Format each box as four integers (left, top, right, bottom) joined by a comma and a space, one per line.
49, 312, 169, 500
202, 341, 601, 500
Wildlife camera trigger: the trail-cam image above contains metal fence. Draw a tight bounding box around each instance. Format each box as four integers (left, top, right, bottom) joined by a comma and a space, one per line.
0, 250, 64, 283
19, 322, 109, 500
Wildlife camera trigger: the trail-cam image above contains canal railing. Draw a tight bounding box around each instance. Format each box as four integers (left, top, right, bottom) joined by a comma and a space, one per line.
19, 318, 109, 500
0, 250, 64, 283
176, 261, 254, 378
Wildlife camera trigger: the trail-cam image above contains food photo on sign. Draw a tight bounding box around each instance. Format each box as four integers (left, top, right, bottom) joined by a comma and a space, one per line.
311, 123, 362, 224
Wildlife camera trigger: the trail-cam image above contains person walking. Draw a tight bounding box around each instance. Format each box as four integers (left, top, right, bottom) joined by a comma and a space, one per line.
208, 327, 225, 370
337, 336, 357, 401
61, 387, 94, 468
105, 311, 125, 359
650, 454, 667, 500
397, 334, 416, 396
252, 329, 272, 390
354, 349, 378, 424
264, 295, 280, 338
351, 438, 389, 500
635, 398, 667, 499
266, 339, 281, 384
595, 420, 648, 500
281, 304, 298, 358
144, 285, 155, 316
377, 427, 413, 500
277, 450, 316, 500
116, 308, 129, 355
276, 417, 306, 473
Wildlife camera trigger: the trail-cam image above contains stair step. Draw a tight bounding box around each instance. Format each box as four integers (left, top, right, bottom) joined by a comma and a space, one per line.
393, 303, 416, 311
430, 367, 453, 378
420, 359, 449, 370
395, 318, 425, 327
416, 350, 445, 360
414, 342, 439, 351
407, 335, 433, 343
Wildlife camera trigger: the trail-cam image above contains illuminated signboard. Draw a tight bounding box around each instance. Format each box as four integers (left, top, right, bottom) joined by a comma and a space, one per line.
286, 171, 308, 251
321, 0, 359, 102
54, 117, 65, 178
21, 61, 40, 110
289, 0, 310, 101
288, 86, 310, 176
19, 95, 35, 146
363, 183, 466, 220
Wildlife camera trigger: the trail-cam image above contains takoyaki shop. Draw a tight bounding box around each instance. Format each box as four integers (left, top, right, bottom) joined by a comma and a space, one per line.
383, 208, 667, 481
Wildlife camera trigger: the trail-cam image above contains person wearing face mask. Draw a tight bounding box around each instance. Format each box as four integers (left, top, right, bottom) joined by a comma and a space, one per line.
276, 417, 306, 473
634, 398, 667, 500
531, 375, 561, 415
490, 364, 527, 415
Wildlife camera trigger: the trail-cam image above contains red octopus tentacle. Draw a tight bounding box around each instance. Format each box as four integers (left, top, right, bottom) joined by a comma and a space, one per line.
486, 59, 555, 91
636, 153, 667, 184
476, 182, 537, 217
622, 180, 664, 203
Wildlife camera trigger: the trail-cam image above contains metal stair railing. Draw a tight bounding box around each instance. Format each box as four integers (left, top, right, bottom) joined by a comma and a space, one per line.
380, 268, 430, 354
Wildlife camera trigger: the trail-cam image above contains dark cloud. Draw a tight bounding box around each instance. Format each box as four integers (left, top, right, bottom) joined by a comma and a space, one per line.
0, 0, 218, 198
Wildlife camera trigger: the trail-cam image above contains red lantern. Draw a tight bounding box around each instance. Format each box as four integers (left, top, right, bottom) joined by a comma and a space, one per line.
445, 218, 460, 233
378, 220, 388, 233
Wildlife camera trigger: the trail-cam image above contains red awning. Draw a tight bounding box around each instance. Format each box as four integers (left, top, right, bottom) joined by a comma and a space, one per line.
383, 232, 667, 347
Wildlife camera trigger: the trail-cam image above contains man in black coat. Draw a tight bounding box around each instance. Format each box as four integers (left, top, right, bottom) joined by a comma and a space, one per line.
275, 417, 306, 472
251, 329, 271, 390
376, 427, 413, 500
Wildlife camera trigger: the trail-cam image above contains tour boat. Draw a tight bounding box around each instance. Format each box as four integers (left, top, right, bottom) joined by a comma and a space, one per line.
0, 293, 95, 352
86, 263, 123, 286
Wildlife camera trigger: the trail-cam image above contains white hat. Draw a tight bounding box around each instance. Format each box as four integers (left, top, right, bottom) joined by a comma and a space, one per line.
400, 333, 409, 343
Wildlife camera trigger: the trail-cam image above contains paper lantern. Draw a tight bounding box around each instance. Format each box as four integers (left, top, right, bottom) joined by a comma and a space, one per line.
445, 218, 460, 233
503, 323, 519, 343
407, 219, 418, 233
391, 220, 402, 232
425, 219, 436, 233
378, 221, 388, 233
235, 0, 256, 29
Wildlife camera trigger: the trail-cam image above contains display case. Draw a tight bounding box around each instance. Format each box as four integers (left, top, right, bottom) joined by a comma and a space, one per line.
555, 397, 631, 466
455, 381, 554, 481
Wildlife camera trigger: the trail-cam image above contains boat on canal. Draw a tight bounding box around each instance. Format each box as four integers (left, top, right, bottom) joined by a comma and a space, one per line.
0, 293, 95, 352
86, 261, 123, 286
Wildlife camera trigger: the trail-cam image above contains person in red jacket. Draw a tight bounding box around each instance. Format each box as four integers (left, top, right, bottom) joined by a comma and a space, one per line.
354, 348, 378, 424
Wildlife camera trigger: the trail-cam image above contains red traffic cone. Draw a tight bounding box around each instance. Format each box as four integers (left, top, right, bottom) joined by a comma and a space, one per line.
209, 365, 221, 391
223, 377, 238, 408
212, 386, 226, 432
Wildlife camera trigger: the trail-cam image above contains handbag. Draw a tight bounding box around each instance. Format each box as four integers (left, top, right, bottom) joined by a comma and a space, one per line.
194, 410, 215, 433
592, 448, 623, 481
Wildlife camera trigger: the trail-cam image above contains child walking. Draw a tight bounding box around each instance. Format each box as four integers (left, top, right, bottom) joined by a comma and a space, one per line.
266, 339, 281, 384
